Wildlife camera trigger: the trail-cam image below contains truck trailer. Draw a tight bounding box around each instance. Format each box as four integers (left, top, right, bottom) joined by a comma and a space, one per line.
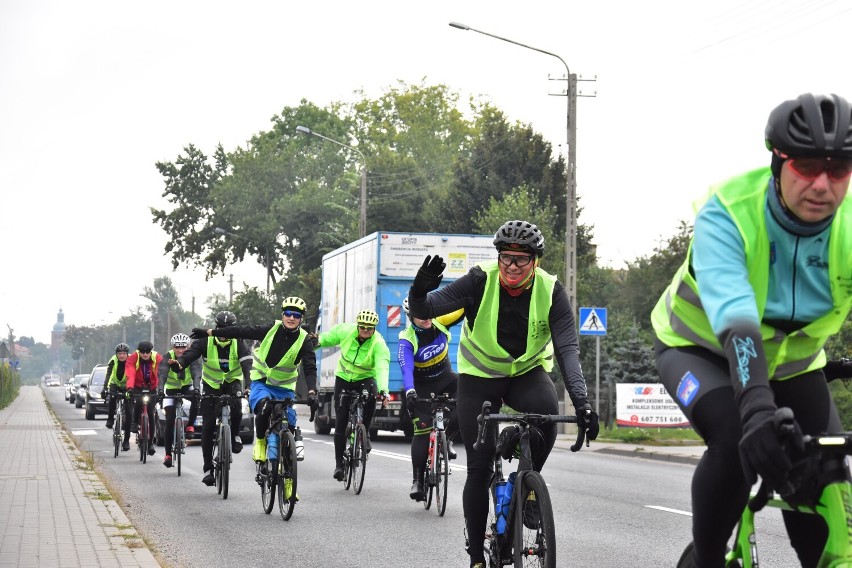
313, 231, 493, 438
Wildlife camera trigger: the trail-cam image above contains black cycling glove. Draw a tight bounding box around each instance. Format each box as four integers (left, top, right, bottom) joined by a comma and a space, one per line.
411, 255, 445, 298
190, 328, 208, 340
576, 404, 599, 441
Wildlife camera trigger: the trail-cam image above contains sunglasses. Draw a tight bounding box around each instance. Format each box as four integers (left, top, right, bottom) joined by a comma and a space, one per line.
358, 325, 376, 331
139, 350, 152, 355
788, 157, 852, 182
497, 253, 535, 268
282, 310, 303, 319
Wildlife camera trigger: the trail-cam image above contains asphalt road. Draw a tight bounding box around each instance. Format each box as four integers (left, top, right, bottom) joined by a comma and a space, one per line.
45, 387, 802, 568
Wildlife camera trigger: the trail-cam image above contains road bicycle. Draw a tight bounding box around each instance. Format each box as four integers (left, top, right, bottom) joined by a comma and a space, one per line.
133, 390, 155, 464
256, 398, 316, 520
163, 392, 192, 476
417, 392, 456, 517
676, 408, 852, 568
340, 388, 373, 495
469, 401, 587, 568
109, 388, 127, 458
204, 392, 242, 500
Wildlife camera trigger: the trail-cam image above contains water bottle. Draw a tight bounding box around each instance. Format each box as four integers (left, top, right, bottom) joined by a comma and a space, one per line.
267, 432, 279, 460
494, 480, 509, 534
294, 427, 305, 462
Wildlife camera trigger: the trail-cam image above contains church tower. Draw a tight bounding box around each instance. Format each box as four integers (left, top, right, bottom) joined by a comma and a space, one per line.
50, 308, 66, 351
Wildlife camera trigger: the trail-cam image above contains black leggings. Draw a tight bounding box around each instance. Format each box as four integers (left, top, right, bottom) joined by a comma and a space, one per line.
200, 382, 243, 472
457, 368, 558, 564
410, 369, 459, 471
163, 385, 199, 456
333, 377, 377, 466
657, 345, 840, 568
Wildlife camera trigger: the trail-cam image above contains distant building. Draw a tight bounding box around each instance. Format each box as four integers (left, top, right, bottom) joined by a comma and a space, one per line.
50, 308, 66, 351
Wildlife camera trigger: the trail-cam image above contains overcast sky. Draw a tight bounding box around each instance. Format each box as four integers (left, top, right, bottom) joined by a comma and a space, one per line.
3, 0, 851, 344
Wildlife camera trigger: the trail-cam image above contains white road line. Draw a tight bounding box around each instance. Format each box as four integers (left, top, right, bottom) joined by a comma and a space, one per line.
71, 429, 98, 436
305, 436, 468, 471
646, 505, 692, 516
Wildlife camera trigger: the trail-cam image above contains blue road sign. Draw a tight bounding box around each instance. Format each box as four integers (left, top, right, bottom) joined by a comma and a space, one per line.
579, 307, 607, 336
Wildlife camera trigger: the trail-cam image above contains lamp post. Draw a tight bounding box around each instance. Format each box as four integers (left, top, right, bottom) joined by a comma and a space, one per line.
449, 21, 578, 319
214, 227, 271, 295
296, 125, 368, 238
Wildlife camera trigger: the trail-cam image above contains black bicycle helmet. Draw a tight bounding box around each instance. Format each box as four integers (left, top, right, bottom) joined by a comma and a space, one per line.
493, 220, 545, 257
137, 340, 154, 353
115, 343, 130, 353
215, 311, 237, 328
765, 93, 852, 158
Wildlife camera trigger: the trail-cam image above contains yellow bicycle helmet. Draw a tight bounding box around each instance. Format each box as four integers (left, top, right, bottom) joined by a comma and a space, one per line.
356, 309, 379, 327
281, 297, 307, 313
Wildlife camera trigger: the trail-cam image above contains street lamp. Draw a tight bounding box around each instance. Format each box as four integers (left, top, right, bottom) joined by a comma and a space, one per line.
295, 125, 368, 238
449, 21, 578, 319
214, 227, 272, 294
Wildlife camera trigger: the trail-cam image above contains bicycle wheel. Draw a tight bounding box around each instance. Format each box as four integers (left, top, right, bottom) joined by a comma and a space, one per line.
676, 542, 741, 568
423, 434, 435, 510
278, 430, 298, 521
353, 424, 367, 495
435, 430, 449, 517
262, 450, 276, 515
513, 471, 556, 568
343, 424, 354, 491
218, 423, 231, 499
141, 413, 149, 464
113, 404, 122, 458
175, 416, 184, 476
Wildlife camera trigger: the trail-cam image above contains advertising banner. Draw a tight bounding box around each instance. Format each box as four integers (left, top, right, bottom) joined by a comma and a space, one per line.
616, 383, 690, 428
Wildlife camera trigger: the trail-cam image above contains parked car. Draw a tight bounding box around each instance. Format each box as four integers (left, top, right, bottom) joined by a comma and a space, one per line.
155, 395, 254, 446
64, 378, 75, 401
68, 374, 88, 404
81, 364, 109, 420
44, 376, 60, 387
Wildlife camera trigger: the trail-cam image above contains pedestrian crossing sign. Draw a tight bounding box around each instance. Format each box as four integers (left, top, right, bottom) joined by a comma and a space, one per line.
579, 307, 607, 336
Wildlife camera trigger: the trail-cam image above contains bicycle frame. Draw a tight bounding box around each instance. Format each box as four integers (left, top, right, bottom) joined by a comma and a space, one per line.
419, 393, 455, 515
341, 389, 371, 494
726, 434, 852, 568
471, 401, 586, 567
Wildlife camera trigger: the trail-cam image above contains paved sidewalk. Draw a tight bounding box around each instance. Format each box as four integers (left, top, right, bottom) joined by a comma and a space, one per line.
0, 386, 160, 568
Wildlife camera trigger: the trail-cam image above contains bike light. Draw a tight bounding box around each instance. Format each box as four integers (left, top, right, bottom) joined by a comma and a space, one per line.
143, 395, 149, 403
241, 398, 250, 412
816, 436, 846, 446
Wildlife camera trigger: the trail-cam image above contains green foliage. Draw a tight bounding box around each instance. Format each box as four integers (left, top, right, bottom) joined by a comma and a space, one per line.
598, 425, 701, 445
473, 186, 565, 279
829, 380, 852, 430
0, 364, 20, 408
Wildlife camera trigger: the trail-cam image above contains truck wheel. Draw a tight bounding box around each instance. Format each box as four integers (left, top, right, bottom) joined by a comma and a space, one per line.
314, 417, 332, 436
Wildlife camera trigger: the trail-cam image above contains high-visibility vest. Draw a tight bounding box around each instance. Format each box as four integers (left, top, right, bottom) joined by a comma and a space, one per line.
651, 167, 852, 379
201, 338, 242, 388
250, 322, 306, 389
457, 261, 556, 378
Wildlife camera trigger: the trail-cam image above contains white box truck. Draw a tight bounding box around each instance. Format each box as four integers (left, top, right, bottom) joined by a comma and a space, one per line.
313, 231, 494, 438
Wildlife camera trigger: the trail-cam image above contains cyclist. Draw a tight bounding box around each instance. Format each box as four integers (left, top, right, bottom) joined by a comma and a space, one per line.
399, 297, 464, 502
314, 309, 390, 482
125, 340, 163, 456
192, 297, 318, 470
179, 311, 252, 487
407, 219, 598, 568
651, 93, 852, 568
158, 333, 201, 468
102, 343, 131, 451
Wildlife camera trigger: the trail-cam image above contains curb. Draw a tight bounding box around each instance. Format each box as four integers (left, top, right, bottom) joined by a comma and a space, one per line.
594, 446, 702, 466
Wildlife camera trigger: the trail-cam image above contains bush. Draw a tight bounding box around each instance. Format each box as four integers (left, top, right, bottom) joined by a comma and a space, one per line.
0, 364, 21, 409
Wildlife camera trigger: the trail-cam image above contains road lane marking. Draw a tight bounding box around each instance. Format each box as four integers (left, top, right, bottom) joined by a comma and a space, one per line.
646, 505, 692, 516
305, 436, 467, 471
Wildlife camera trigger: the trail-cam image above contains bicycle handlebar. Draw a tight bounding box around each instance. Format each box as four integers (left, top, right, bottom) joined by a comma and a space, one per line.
266, 398, 317, 423
473, 401, 587, 454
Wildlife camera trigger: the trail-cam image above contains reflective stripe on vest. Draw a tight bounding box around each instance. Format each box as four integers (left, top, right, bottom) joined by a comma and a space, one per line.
250, 322, 306, 389
651, 167, 852, 379
202, 338, 242, 387
457, 261, 555, 378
